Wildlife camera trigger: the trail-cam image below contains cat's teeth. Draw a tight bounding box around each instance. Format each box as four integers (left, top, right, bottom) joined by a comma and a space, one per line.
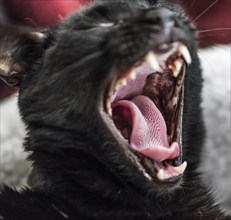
172, 60, 183, 78
118, 79, 127, 86
178, 44, 191, 65
106, 100, 112, 116
114, 78, 127, 91
156, 169, 165, 180
115, 81, 122, 90
156, 161, 187, 180
128, 69, 137, 80
144, 51, 161, 72
156, 169, 171, 180
172, 161, 187, 175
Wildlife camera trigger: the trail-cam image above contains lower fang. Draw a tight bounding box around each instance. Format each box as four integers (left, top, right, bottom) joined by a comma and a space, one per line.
172, 161, 187, 174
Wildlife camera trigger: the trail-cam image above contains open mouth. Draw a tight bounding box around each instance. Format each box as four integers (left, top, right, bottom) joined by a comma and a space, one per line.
104, 42, 191, 185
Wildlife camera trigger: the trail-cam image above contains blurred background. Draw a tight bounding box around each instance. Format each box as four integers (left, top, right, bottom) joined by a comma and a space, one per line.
0, 0, 230, 213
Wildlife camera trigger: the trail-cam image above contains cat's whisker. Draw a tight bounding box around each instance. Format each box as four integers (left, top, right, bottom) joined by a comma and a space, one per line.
198, 28, 231, 33
192, 0, 221, 22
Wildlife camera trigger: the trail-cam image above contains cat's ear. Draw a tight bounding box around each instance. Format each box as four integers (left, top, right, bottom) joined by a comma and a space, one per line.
0, 25, 48, 86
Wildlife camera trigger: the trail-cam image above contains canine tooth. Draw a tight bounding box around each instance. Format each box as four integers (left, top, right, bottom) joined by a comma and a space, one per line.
144, 51, 161, 72
178, 44, 192, 64
156, 169, 165, 180
173, 161, 187, 175
172, 60, 183, 78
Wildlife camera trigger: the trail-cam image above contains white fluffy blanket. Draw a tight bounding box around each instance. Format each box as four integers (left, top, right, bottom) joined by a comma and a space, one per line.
199, 45, 231, 212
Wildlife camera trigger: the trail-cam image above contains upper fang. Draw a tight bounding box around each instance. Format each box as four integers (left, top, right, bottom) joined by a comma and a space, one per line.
178, 44, 192, 64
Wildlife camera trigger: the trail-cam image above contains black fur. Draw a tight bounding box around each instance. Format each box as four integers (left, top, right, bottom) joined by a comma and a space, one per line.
0, 1, 230, 219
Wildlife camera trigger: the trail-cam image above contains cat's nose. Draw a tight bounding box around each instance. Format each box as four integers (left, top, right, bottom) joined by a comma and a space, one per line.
142, 8, 175, 32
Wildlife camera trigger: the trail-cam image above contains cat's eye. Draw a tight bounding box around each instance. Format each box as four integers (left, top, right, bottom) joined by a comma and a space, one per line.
97, 19, 124, 28
98, 22, 114, 27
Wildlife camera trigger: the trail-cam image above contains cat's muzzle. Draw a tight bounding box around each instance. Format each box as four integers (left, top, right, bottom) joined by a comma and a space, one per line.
101, 7, 193, 186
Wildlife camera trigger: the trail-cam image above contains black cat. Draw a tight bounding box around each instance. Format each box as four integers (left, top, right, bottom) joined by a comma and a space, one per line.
0, 0, 229, 219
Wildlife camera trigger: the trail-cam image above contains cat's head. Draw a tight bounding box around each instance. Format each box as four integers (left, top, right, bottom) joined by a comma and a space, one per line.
0, 0, 203, 195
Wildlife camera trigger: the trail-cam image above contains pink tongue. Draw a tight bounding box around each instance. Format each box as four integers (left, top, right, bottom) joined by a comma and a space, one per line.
112, 95, 179, 162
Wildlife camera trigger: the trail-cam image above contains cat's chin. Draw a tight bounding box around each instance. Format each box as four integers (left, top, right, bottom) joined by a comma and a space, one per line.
101, 42, 191, 188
